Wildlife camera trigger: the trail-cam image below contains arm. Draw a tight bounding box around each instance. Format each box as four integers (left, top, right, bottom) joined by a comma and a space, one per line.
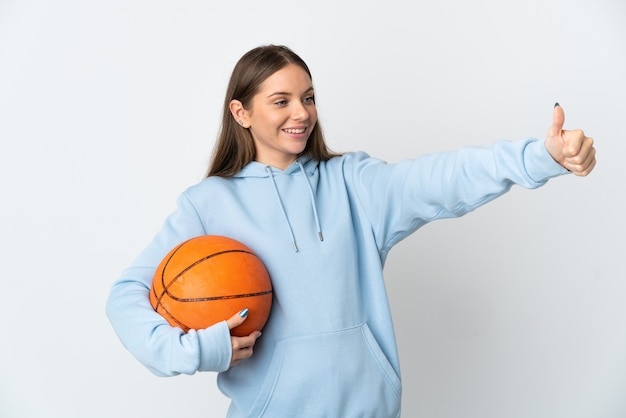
106, 269, 232, 376
106, 193, 238, 376
349, 104, 596, 254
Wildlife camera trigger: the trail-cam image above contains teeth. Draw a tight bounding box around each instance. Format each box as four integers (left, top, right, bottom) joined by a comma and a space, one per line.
284, 128, 305, 134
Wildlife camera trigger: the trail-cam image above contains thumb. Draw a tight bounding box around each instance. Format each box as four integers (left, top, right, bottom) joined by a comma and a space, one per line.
226, 308, 249, 330
548, 102, 565, 139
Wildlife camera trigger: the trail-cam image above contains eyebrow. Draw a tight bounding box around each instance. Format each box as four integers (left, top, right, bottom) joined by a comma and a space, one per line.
266, 87, 314, 98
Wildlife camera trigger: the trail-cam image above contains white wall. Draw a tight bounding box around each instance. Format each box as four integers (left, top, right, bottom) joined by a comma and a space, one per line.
1, 0, 624, 417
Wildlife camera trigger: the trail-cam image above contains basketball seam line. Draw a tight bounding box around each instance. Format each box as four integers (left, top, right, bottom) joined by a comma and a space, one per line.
174, 289, 273, 303
156, 248, 262, 306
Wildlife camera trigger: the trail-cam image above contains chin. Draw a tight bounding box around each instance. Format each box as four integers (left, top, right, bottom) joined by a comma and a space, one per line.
288, 144, 308, 156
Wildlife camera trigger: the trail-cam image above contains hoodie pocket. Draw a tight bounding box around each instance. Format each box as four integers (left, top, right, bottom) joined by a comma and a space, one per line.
246, 323, 401, 418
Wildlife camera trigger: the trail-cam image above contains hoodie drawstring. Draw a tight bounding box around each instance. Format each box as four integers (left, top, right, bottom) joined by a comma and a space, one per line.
295, 159, 324, 242
266, 166, 299, 252
265, 160, 324, 252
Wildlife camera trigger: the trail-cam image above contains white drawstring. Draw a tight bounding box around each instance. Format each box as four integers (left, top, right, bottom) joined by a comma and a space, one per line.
295, 159, 324, 242
265, 160, 324, 252
266, 166, 299, 252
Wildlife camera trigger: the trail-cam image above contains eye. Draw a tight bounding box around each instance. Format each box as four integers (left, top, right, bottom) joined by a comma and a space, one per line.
303, 95, 315, 104
274, 99, 288, 107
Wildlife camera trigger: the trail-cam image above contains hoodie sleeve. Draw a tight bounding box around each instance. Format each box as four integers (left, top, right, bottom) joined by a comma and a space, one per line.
105, 193, 232, 376
346, 138, 569, 255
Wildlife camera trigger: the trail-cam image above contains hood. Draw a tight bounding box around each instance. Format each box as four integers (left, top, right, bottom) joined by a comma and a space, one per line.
233, 155, 316, 178
234, 156, 323, 252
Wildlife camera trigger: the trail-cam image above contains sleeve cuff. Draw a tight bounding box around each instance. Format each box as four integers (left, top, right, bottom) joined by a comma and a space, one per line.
194, 320, 232, 372
524, 138, 570, 183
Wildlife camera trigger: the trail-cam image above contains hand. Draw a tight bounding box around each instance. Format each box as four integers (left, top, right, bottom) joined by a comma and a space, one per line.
544, 103, 596, 176
226, 309, 262, 367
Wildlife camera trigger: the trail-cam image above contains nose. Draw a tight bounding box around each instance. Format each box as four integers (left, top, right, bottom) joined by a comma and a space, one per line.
291, 101, 309, 121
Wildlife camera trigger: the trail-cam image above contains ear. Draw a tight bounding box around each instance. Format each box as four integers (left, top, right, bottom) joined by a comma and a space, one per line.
229, 99, 249, 128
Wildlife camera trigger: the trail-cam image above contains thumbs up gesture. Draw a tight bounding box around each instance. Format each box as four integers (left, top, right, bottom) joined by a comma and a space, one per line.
544, 104, 596, 176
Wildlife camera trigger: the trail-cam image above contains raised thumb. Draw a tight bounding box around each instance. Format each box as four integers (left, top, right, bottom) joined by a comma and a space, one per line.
548, 102, 565, 138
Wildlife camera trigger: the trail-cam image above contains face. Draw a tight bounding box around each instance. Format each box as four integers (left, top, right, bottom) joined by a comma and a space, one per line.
235, 64, 318, 170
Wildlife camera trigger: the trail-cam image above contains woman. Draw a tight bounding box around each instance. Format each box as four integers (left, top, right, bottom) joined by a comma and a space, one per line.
106, 45, 596, 417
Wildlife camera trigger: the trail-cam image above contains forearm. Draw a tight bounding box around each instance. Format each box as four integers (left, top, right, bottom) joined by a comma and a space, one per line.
405, 138, 568, 220
106, 268, 232, 376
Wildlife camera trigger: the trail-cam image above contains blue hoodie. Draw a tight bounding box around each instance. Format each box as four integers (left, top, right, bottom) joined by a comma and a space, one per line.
106, 138, 567, 417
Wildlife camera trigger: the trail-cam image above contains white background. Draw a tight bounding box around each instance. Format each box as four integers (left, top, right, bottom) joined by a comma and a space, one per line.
1, 0, 625, 417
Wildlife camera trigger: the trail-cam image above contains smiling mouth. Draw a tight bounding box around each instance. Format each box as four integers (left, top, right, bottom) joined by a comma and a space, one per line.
283, 128, 306, 134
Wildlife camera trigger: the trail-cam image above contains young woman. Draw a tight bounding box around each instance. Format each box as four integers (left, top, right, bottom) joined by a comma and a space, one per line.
106, 45, 596, 417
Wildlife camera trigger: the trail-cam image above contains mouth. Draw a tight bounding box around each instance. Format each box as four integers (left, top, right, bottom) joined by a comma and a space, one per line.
282, 127, 307, 134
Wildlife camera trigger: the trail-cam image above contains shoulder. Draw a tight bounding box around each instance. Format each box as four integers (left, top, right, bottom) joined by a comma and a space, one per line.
181, 175, 233, 201
318, 151, 379, 171
321, 152, 401, 181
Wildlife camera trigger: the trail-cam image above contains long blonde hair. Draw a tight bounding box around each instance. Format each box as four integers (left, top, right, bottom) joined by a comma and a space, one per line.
206, 45, 340, 177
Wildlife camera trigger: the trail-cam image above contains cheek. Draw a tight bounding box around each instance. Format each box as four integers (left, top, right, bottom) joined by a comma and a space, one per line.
309, 112, 318, 131
261, 112, 287, 130
309, 106, 318, 123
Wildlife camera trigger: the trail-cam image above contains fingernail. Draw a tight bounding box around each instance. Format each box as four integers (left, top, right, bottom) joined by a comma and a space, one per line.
554, 102, 560, 108
239, 308, 249, 318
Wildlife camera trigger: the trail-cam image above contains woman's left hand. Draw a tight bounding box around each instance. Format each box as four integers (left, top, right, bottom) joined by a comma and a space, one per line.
545, 104, 596, 176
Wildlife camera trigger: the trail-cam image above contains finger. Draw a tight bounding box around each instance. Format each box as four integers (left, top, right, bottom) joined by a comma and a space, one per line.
560, 129, 588, 158
548, 102, 565, 139
579, 157, 597, 176
580, 138, 596, 166
231, 331, 262, 350
230, 345, 253, 366
567, 135, 594, 161
570, 157, 596, 177
567, 138, 596, 176
230, 331, 262, 366
225, 308, 249, 331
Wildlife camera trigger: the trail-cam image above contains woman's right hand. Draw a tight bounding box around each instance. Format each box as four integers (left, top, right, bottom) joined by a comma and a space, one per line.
226, 309, 262, 367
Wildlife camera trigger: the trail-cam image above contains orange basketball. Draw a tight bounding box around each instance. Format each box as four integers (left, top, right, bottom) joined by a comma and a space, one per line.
149, 235, 272, 337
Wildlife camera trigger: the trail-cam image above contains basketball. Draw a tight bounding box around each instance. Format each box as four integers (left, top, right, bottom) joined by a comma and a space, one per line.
149, 235, 272, 337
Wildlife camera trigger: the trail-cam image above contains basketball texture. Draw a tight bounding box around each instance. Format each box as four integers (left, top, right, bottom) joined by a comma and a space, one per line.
149, 235, 272, 337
